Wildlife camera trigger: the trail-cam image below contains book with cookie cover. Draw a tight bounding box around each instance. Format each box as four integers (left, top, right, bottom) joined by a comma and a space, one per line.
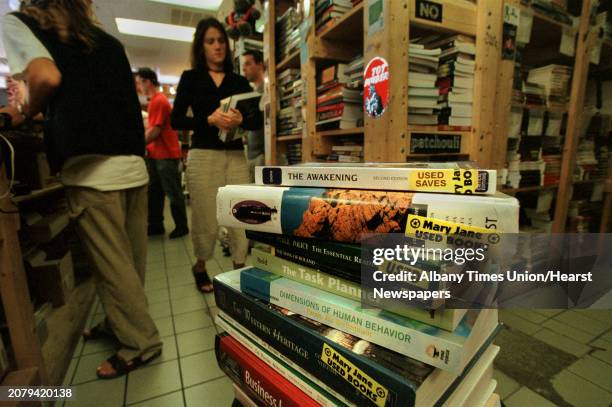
254, 162, 496, 194
217, 185, 519, 244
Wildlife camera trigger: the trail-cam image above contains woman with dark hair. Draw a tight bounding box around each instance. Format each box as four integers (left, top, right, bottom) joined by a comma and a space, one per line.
172, 18, 258, 292
0, 0, 161, 378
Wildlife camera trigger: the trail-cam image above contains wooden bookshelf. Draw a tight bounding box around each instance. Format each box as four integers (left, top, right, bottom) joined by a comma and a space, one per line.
12, 183, 63, 204
276, 49, 300, 72
276, 135, 302, 142
510, 103, 568, 114
317, 3, 364, 42
317, 127, 364, 137
500, 183, 560, 195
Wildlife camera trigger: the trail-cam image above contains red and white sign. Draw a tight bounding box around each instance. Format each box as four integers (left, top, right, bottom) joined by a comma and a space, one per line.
363, 57, 390, 118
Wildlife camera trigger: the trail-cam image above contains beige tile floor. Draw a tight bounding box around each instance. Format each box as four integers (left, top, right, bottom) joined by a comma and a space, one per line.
59, 209, 612, 406
496, 309, 612, 406
61, 227, 237, 407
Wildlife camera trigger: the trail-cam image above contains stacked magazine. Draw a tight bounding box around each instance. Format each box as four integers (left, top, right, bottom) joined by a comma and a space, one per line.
214, 162, 515, 406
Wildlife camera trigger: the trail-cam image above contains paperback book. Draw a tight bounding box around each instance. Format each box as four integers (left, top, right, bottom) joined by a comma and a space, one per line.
250, 246, 468, 331
239, 267, 498, 374
255, 162, 496, 194
215, 334, 321, 407
217, 185, 520, 244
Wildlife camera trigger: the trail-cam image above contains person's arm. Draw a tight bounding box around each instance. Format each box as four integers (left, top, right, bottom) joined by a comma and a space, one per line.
145, 126, 161, 144
171, 71, 201, 131
0, 15, 61, 126
146, 96, 169, 143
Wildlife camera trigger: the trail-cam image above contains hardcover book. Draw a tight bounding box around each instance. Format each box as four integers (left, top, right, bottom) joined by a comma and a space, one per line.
215, 334, 321, 407
254, 162, 495, 194
239, 267, 498, 373
214, 270, 501, 407
217, 185, 519, 244
218, 91, 261, 143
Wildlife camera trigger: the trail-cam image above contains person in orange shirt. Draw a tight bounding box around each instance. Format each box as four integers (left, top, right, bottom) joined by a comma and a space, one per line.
135, 68, 188, 239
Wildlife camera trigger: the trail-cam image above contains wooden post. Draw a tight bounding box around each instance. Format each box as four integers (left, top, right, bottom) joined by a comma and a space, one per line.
552, 0, 594, 233
0, 164, 47, 384
301, 0, 316, 163
489, 0, 520, 170
363, 0, 410, 162
263, 0, 277, 165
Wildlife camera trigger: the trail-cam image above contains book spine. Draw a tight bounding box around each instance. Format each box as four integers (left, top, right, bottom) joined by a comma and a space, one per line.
251, 248, 362, 301
246, 231, 362, 277
254, 167, 496, 194
214, 279, 417, 407
240, 270, 465, 373
216, 335, 319, 407
216, 314, 345, 407
250, 248, 462, 330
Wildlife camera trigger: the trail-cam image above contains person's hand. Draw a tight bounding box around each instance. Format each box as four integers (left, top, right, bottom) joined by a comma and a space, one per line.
0, 106, 25, 128
208, 107, 243, 131
226, 108, 243, 128
6, 77, 26, 108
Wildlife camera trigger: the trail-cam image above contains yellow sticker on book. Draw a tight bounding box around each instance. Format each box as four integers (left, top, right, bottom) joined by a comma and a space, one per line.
405, 214, 501, 248
408, 169, 479, 194
320, 343, 389, 407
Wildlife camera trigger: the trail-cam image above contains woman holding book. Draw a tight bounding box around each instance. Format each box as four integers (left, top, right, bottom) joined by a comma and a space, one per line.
171, 18, 260, 292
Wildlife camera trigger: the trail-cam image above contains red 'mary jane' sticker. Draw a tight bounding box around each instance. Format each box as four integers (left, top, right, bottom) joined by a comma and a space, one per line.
363, 57, 390, 118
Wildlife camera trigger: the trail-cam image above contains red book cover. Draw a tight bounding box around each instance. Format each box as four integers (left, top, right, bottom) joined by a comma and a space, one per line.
215, 334, 320, 407
316, 86, 343, 103
317, 102, 345, 113
316, 79, 341, 93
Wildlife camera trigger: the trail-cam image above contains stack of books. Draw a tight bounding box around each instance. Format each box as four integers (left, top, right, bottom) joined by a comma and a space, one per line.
285, 142, 302, 165
316, 63, 363, 130
214, 162, 517, 407
407, 41, 442, 126
522, 82, 547, 107
326, 142, 364, 163
527, 65, 572, 110
344, 54, 364, 89
522, 190, 555, 233
277, 68, 303, 137
429, 35, 476, 130
504, 107, 524, 188
276, 7, 302, 62
531, 0, 572, 25
542, 154, 561, 185
315, 0, 354, 34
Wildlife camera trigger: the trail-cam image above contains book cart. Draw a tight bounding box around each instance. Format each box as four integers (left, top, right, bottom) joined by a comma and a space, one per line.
492, 0, 612, 233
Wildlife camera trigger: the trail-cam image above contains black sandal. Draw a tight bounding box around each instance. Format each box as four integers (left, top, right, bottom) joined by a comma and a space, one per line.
96, 350, 162, 380
193, 270, 213, 293
83, 324, 116, 341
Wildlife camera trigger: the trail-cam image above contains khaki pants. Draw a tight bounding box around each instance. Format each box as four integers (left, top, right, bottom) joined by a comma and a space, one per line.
186, 149, 250, 265
66, 185, 162, 361
247, 153, 265, 182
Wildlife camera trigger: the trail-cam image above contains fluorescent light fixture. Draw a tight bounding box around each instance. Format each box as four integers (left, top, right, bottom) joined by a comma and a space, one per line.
158, 74, 181, 84
115, 18, 195, 42
144, 0, 222, 10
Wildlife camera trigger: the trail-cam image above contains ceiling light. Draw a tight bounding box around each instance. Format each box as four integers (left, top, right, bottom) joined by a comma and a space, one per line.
144, 0, 222, 10
115, 18, 195, 42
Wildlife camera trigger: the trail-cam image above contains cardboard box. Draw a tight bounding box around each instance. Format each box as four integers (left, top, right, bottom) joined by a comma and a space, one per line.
29, 251, 75, 307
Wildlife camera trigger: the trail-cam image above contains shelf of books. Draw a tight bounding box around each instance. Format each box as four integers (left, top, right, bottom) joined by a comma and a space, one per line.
491, 0, 601, 233
563, 3, 612, 233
